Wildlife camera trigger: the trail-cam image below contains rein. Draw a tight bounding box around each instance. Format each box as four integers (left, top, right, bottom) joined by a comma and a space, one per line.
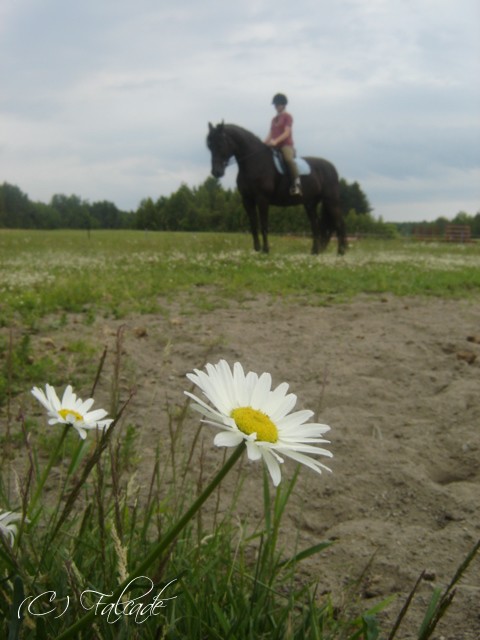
219, 149, 262, 171
225, 141, 269, 167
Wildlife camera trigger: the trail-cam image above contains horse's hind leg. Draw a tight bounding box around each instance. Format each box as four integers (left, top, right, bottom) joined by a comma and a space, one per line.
242, 196, 261, 252
322, 197, 347, 255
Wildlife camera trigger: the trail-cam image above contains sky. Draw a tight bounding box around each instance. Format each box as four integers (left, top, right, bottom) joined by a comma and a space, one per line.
1, 0, 479, 222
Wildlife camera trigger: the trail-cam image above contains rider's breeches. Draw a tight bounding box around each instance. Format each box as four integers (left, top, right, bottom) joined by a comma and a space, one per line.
280, 145, 299, 182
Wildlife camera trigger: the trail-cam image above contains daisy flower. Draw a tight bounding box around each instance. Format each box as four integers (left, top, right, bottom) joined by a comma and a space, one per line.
31, 384, 113, 440
185, 360, 332, 486
0, 510, 23, 546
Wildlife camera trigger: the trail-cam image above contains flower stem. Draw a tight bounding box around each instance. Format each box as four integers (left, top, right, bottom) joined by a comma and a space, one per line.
28, 424, 70, 515
56, 442, 245, 639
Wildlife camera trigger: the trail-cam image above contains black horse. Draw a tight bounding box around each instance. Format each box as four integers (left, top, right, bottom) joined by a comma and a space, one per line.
207, 122, 347, 255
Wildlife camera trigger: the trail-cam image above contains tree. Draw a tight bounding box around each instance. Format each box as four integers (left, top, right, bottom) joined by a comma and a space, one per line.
90, 201, 122, 228
339, 179, 372, 216
345, 209, 398, 238
0, 183, 36, 227
50, 194, 87, 228
452, 211, 471, 225
135, 198, 158, 230
471, 212, 480, 238
31, 202, 61, 229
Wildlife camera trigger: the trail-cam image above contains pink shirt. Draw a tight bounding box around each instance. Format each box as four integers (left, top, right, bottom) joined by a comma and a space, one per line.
270, 112, 294, 147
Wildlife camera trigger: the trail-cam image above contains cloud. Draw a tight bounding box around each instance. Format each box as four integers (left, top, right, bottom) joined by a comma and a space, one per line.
0, 0, 479, 219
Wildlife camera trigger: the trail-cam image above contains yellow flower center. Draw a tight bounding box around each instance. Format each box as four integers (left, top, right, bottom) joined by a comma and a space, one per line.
231, 407, 278, 443
59, 408, 83, 423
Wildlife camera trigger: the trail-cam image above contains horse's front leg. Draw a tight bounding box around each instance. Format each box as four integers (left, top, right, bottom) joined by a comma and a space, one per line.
257, 199, 270, 253
242, 196, 261, 252
304, 202, 321, 254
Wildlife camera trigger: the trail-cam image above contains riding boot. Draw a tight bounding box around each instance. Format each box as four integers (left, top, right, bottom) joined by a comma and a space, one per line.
290, 178, 302, 196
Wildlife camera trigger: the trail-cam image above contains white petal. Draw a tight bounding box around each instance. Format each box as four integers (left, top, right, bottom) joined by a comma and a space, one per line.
231, 362, 247, 405
199, 417, 236, 431
73, 425, 88, 440
276, 409, 315, 431
0, 511, 22, 526
84, 408, 108, 423
46, 384, 62, 410
213, 431, 244, 448
244, 371, 259, 400
282, 422, 331, 438
261, 450, 282, 486
80, 397, 95, 413
232, 362, 246, 387
282, 449, 332, 473
31, 386, 50, 410
278, 443, 333, 457
96, 420, 112, 431
250, 372, 272, 409
245, 440, 262, 460
266, 388, 297, 421
189, 367, 233, 415
185, 392, 231, 423
217, 360, 238, 407
61, 385, 76, 407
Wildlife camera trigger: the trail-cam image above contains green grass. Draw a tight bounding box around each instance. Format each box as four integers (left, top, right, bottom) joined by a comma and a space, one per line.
1, 230, 479, 323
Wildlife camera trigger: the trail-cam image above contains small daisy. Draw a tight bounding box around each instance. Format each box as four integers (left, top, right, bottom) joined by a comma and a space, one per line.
0, 510, 23, 546
185, 360, 332, 486
31, 384, 113, 440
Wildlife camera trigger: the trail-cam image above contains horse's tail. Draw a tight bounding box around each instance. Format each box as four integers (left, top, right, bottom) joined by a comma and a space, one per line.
308, 157, 347, 255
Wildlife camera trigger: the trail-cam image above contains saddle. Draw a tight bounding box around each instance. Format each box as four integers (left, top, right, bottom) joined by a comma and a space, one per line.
272, 149, 311, 176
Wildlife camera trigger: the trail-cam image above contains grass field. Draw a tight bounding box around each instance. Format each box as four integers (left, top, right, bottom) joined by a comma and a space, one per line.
1, 230, 479, 325
1, 230, 479, 639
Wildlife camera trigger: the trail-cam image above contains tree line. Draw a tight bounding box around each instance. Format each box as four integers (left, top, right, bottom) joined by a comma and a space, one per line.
1, 179, 478, 237
133, 177, 373, 234
0, 184, 132, 230
0, 178, 372, 233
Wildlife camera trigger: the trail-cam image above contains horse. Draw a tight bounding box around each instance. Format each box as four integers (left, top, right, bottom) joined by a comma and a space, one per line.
206, 122, 347, 255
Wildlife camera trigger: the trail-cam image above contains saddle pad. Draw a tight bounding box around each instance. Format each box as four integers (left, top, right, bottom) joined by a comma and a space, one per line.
273, 151, 311, 176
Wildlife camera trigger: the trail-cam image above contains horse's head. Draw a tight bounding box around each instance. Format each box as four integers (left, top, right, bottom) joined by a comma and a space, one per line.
206, 122, 233, 178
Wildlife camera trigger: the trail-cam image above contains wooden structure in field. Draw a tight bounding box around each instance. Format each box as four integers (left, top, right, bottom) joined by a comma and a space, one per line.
444, 224, 471, 243
412, 224, 472, 243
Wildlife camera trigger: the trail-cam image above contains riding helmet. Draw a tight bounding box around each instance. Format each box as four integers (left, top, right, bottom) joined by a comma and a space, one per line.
272, 93, 288, 106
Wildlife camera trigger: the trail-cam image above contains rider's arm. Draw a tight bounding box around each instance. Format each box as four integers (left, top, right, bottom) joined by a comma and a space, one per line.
269, 126, 291, 146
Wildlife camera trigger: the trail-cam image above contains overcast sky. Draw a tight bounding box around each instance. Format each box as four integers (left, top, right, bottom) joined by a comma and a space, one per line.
1, 0, 479, 222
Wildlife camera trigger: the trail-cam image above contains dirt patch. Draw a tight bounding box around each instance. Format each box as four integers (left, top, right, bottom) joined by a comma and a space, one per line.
14, 294, 480, 637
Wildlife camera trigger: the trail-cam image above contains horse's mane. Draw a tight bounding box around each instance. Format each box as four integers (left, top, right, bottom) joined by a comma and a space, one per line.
223, 124, 265, 148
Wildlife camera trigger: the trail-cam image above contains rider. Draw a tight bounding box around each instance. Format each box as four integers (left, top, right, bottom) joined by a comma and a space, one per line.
264, 93, 302, 196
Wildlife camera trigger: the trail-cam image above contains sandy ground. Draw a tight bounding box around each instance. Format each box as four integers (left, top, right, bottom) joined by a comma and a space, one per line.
15, 294, 480, 638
